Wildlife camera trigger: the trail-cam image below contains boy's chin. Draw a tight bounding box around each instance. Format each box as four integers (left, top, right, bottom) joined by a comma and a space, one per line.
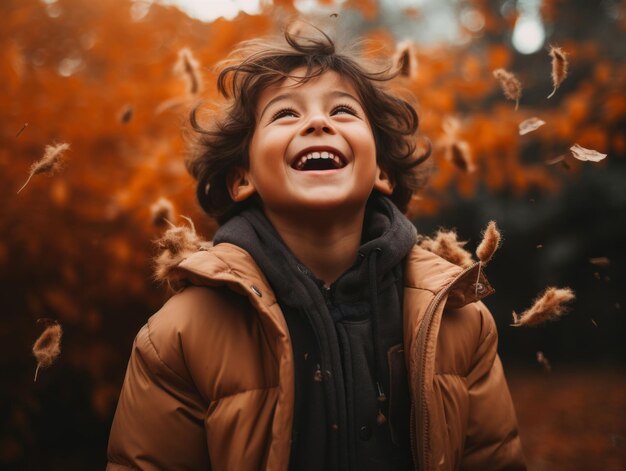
264, 196, 371, 218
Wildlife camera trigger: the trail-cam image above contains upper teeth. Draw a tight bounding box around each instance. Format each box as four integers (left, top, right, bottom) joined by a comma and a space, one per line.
294, 151, 343, 170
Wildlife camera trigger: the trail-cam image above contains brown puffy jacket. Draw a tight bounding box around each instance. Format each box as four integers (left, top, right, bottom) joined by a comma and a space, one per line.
107, 243, 525, 470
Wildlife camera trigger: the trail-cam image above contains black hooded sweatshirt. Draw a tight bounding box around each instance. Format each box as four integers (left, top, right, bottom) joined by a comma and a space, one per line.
213, 194, 416, 471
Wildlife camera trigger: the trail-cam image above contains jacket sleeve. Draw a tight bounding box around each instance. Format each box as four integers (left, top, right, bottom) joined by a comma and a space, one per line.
461, 302, 526, 470
107, 288, 212, 471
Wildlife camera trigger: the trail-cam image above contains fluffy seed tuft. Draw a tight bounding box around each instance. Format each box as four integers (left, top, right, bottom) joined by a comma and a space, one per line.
150, 197, 176, 227
393, 40, 418, 79
439, 116, 475, 173
476, 221, 501, 265
153, 216, 205, 288
32, 320, 62, 382
18, 142, 70, 194
493, 68, 522, 110
512, 287, 575, 327
418, 229, 474, 268
547, 46, 568, 99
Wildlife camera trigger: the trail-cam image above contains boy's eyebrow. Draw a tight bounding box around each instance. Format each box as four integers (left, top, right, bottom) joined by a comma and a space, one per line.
328, 90, 360, 103
259, 90, 362, 119
259, 93, 295, 119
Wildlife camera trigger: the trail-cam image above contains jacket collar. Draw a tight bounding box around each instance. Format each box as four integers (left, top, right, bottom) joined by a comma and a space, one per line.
404, 245, 494, 307
175, 243, 278, 307
172, 243, 493, 311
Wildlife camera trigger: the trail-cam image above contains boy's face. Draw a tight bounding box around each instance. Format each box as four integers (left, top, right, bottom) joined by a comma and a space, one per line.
230, 68, 392, 220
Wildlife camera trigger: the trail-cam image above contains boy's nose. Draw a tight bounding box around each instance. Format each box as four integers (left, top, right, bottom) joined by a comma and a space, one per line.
301, 114, 335, 135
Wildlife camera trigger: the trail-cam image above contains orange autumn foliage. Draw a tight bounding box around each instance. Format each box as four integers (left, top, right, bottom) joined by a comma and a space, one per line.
0, 0, 624, 430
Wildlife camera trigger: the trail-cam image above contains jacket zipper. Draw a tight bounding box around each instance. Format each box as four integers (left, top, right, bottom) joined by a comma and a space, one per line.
411, 262, 481, 471
321, 285, 333, 307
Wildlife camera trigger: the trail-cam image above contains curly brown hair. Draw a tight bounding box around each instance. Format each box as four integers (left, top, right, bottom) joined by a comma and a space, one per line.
187, 26, 431, 224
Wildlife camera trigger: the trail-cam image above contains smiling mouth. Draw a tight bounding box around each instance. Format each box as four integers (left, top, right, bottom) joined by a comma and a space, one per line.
292, 151, 347, 171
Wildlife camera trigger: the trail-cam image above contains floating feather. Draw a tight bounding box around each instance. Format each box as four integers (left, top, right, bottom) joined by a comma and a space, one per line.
150, 197, 175, 227
547, 46, 568, 99
512, 287, 575, 327
589, 256, 610, 267
393, 40, 418, 79
476, 221, 501, 265
418, 230, 474, 268
174, 48, 202, 95
17, 143, 69, 194
493, 68, 522, 110
474, 221, 501, 295
154, 216, 203, 286
32, 320, 62, 382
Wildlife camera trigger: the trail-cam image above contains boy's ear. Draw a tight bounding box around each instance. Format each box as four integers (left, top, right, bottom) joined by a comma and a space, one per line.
227, 167, 256, 202
373, 166, 394, 195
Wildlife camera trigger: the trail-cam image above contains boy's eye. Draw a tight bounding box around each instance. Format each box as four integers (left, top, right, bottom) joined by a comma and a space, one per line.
331, 104, 358, 116
271, 108, 298, 121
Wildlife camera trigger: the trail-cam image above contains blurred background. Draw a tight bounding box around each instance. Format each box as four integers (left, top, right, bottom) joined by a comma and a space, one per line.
1, 0, 624, 469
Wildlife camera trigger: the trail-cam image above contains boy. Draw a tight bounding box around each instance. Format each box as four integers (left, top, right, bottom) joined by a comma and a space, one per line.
107, 27, 525, 471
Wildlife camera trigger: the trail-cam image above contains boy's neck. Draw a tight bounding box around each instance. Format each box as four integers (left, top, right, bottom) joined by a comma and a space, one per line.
264, 207, 366, 287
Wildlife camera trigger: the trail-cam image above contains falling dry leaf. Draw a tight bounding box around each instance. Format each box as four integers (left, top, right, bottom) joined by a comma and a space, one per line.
418, 229, 474, 268
589, 256, 610, 267
512, 287, 575, 327
493, 68, 522, 110
17, 142, 70, 194
545, 154, 565, 166
476, 221, 501, 265
32, 320, 62, 381
439, 116, 474, 172
570, 144, 607, 162
547, 46, 568, 99
155, 96, 186, 115
519, 117, 546, 135
449, 141, 475, 172
119, 104, 133, 123
150, 197, 175, 227
174, 47, 202, 95
393, 40, 418, 79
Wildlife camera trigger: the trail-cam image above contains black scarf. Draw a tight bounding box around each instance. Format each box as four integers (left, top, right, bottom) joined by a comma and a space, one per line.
213, 194, 416, 470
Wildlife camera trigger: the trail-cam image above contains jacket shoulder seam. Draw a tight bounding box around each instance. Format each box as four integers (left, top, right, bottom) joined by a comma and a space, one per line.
144, 319, 192, 386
